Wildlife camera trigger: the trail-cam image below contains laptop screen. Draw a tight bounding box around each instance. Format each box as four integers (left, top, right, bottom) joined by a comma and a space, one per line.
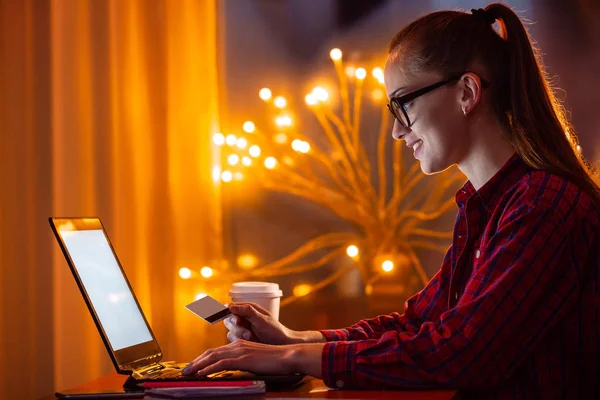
51, 217, 163, 370
59, 229, 153, 351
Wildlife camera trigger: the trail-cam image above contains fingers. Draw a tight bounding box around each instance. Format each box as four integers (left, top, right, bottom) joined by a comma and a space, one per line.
182, 342, 241, 376
229, 302, 271, 319
224, 317, 254, 342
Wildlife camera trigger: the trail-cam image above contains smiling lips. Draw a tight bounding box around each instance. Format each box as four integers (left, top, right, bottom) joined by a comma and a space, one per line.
407, 139, 423, 152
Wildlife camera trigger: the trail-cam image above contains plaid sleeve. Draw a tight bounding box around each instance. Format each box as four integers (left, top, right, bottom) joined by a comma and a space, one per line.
320, 201, 589, 389
319, 265, 449, 342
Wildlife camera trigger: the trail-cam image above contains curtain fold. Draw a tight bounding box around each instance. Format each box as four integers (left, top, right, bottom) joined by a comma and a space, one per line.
0, 0, 222, 398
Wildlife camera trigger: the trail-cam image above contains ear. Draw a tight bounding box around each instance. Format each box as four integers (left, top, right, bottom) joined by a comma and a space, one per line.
458, 72, 483, 116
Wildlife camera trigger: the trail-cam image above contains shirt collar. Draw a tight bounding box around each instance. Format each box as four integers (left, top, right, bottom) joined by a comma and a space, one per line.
455, 153, 532, 212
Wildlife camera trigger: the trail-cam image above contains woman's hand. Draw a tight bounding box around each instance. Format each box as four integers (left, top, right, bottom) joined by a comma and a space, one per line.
181, 340, 325, 378
224, 302, 305, 345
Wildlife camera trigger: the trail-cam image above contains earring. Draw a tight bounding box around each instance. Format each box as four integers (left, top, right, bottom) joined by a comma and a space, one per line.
463, 109, 468, 116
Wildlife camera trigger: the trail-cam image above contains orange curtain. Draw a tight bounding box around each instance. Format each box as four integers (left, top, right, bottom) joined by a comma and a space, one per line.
0, 0, 223, 398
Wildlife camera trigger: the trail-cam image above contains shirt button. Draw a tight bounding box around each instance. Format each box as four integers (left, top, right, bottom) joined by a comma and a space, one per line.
336, 380, 345, 388
475, 249, 481, 259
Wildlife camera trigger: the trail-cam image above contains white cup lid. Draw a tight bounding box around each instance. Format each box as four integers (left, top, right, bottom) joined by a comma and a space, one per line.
229, 281, 282, 297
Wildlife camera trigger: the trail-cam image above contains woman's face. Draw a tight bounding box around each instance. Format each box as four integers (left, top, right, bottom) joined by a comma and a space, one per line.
384, 58, 470, 175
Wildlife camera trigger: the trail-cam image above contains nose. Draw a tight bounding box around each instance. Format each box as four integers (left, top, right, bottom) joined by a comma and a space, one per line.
391, 120, 409, 141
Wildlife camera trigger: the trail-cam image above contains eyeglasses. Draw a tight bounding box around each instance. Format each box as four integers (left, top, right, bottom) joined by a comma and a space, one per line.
386, 72, 490, 127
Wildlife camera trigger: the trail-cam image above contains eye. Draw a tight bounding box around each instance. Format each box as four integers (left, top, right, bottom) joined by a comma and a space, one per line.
402, 101, 413, 112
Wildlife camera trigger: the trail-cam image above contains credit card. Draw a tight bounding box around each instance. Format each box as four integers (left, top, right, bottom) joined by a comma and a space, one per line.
185, 295, 231, 324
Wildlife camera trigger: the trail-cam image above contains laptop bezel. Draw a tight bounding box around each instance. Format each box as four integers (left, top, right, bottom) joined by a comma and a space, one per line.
49, 217, 163, 375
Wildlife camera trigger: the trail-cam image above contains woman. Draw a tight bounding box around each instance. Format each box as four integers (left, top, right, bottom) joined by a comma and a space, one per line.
182, 3, 600, 397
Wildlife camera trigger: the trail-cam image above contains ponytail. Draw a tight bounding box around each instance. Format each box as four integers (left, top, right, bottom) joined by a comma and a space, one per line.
389, 3, 600, 206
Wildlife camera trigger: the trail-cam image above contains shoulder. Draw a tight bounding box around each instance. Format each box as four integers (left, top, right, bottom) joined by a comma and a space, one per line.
504, 170, 599, 229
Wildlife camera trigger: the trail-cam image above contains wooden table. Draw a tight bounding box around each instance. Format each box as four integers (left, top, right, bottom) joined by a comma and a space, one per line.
40, 372, 458, 399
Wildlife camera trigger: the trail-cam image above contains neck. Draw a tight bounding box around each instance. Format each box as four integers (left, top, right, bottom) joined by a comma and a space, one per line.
458, 117, 516, 191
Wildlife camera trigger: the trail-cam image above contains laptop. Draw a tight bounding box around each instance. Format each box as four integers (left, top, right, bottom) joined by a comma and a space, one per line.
49, 217, 304, 392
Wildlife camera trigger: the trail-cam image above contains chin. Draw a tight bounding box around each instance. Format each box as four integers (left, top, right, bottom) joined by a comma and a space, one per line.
418, 159, 449, 175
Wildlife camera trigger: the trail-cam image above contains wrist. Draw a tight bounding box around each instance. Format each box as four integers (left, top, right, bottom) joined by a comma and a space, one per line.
284, 343, 325, 377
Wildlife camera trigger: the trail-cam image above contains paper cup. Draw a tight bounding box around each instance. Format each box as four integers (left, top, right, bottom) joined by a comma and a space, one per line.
229, 282, 283, 321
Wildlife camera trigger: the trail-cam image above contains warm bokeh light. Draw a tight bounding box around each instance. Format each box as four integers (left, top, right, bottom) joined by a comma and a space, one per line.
221, 170, 233, 182
212, 133, 225, 146
259, 87, 272, 101
225, 134, 237, 146
291, 139, 310, 154
329, 48, 342, 61
227, 154, 239, 166
274, 133, 288, 144
346, 245, 359, 258
371, 89, 385, 102
241, 156, 252, 166
179, 267, 192, 279
282, 155, 294, 166
274, 96, 287, 109
264, 157, 277, 169
312, 86, 329, 102
382, 260, 394, 272
291, 139, 302, 152
233, 172, 244, 181
293, 284, 312, 297
275, 115, 292, 127
243, 121, 256, 133
237, 253, 258, 269
355, 68, 367, 80
576, 145, 582, 153
372, 67, 384, 84
345, 66, 356, 78
249, 145, 261, 158
212, 166, 221, 183
305, 93, 318, 106
236, 137, 248, 149
364, 284, 373, 296
195, 293, 207, 300
200, 266, 213, 278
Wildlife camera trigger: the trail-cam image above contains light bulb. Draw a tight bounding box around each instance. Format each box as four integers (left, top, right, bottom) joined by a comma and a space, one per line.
179, 267, 192, 279
264, 157, 277, 169
212, 133, 225, 146
259, 88, 272, 101
382, 260, 394, 272
200, 266, 213, 278
329, 48, 342, 61
249, 145, 261, 158
346, 245, 359, 258
241, 156, 252, 166
312, 87, 329, 102
243, 121, 255, 133
221, 170, 233, 182
305, 93, 318, 106
236, 137, 248, 149
372, 67, 384, 84
355, 68, 367, 80
274, 96, 287, 108
227, 154, 239, 166
225, 134, 237, 146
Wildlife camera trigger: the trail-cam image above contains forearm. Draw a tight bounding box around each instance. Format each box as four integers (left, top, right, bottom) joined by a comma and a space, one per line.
288, 330, 326, 344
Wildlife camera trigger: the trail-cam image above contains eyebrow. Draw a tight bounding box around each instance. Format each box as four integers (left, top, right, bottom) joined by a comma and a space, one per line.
388, 87, 406, 99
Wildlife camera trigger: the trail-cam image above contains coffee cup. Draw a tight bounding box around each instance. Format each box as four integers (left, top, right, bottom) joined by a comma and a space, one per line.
229, 282, 283, 321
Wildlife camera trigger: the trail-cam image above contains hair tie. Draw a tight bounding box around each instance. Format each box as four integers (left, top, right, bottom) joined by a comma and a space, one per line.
471, 8, 495, 25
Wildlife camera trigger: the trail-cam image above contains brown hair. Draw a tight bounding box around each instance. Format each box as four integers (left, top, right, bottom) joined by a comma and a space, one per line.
389, 3, 600, 206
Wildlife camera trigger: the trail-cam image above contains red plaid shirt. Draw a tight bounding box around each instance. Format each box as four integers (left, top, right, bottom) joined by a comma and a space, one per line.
320, 154, 600, 398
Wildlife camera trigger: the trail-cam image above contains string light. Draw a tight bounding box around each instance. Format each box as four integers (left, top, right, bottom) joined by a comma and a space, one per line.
259, 88, 272, 101
274, 96, 287, 109
329, 48, 342, 61
312, 86, 329, 102
236, 137, 248, 149
233, 172, 244, 181
382, 260, 394, 272
264, 157, 277, 169
293, 284, 312, 297
305, 93, 318, 106
275, 115, 292, 127
221, 170, 233, 182
237, 254, 258, 269
225, 134, 237, 146
243, 121, 256, 133
241, 156, 252, 166
372, 67, 384, 84
227, 154, 239, 166
345, 66, 356, 78
346, 245, 359, 258
212, 133, 225, 146
179, 267, 192, 279
274, 133, 288, 144
355, 68, 367, 80
249, 145, 261, 158
200, 266, 213, 278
